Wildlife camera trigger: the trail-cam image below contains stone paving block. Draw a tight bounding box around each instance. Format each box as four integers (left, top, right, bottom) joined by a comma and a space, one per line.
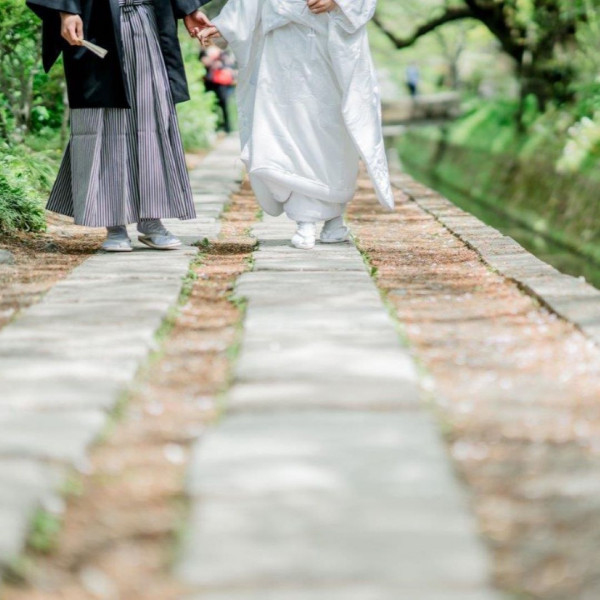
235, 268, 382, 291
0, 328, 156, 359
178, 411, 493, 592
238, 291, 387, 312
0, 410, 105, 462
242, 307, 396, 336
238, 330, 404, 352
192, 193, 231, 205
254, 256, 366, 272
0, 381, 124, 411
234, 325, 402, 349
184, 588, 503, 600
0, 358, 132, 410
234, 344, 417, 384
42, 278, 187, 303
10, 301, 171, 330
227, 378, 419, 411
0, 319, 160, 349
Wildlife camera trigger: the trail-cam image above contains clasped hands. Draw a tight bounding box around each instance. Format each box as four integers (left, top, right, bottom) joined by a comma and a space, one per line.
186, 0, 338, 47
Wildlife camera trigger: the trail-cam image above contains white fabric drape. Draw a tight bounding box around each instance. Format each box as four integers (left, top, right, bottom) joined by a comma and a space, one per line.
213, 0, 394, 218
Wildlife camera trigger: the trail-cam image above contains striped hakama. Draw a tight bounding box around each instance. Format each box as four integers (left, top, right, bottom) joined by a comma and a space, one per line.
48, 0, 196, 227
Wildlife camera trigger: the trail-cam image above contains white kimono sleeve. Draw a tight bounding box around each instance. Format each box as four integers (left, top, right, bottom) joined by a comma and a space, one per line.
331, 0, 377, 33
212, 0, 263, 69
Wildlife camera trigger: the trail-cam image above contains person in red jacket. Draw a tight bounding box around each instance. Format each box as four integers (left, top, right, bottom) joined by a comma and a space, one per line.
200, 46, 237, 133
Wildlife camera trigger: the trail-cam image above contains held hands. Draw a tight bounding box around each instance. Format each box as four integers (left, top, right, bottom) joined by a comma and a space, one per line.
307, 0, 338, 14
60, 12, 84, 46
197, 26, 220, 47
184, 10, 214, 38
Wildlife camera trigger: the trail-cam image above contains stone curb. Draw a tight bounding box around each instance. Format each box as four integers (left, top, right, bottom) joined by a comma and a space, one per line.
392, 173, 600, 347
0, 136, 243, 579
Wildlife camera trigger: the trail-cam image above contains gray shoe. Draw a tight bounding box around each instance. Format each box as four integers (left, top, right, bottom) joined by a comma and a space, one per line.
101, 226, 133, 252
137, 219, 181, 250
320, 216, 349, 244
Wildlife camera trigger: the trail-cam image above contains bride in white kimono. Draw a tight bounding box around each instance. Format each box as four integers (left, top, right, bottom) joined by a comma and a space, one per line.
199, 0, 394, 249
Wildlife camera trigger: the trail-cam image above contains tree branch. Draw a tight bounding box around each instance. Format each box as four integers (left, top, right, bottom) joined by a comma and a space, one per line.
462, 0, 525, 62
372, 6, 474, 50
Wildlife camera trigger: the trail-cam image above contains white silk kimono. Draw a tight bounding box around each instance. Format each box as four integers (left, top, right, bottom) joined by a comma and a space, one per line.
212, 0, 394, 220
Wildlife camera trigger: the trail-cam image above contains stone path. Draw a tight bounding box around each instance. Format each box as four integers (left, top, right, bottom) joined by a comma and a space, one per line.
7, 140, 600, 598
176, 216, 502, 599
0, 137, 242, 580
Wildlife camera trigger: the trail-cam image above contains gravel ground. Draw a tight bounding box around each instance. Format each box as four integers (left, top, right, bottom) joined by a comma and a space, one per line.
348, 176, 600, 600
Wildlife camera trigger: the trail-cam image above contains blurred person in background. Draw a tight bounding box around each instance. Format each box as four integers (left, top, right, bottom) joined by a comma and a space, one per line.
27, 0, 212, 252
197, 0, 394, 250
406, 62, 420, 97
200, 45, 237, 134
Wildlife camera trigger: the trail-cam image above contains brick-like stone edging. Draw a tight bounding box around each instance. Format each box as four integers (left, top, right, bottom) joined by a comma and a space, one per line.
393, 173, 600, 346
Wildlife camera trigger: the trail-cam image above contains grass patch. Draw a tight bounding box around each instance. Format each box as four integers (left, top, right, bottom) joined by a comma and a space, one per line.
0, 162, 46, 233
28, 509, 62, 554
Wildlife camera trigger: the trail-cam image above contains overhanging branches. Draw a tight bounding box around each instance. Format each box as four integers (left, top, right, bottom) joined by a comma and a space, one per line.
372, 6, 474, 50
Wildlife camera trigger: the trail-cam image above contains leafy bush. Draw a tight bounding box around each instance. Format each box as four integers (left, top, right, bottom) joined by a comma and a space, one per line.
0, 0, 65, 143
0, 171, 46, 233
177, 35, 218, 152
0, 141, 61, 233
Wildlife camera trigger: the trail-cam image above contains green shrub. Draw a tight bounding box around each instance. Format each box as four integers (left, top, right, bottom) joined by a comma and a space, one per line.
0, 149, 50, 233
0, 0, 65, 143
177, 35, 218, 152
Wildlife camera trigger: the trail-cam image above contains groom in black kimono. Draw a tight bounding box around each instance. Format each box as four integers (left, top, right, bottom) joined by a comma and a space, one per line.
27, 0, 215, 252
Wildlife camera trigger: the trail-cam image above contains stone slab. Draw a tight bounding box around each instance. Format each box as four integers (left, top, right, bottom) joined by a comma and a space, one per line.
184, 589, 501, 600
0, 410, 105, 462
178, 412, 495, 593
226, 378, 419, 411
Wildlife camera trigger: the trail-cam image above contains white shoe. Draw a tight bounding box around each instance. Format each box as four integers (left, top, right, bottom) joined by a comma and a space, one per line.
291, 222, 316, 250
137, 219, 182, 250
101, 226, 133, 252
320, 216, 349, 243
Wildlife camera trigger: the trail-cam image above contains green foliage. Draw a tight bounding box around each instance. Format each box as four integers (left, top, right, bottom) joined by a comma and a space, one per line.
177, 34, 218, 151
0, 141, 59, 233
0, 0, 65, 142
397, 98, 600, 264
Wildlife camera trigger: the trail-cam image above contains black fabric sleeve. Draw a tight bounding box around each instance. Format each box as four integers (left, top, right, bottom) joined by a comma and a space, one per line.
26, 0, 82, 72
27, 0, 82, 17
171, 0, 210, 19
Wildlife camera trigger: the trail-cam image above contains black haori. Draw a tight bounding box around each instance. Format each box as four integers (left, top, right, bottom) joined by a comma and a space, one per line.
48, 0, 196, 227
